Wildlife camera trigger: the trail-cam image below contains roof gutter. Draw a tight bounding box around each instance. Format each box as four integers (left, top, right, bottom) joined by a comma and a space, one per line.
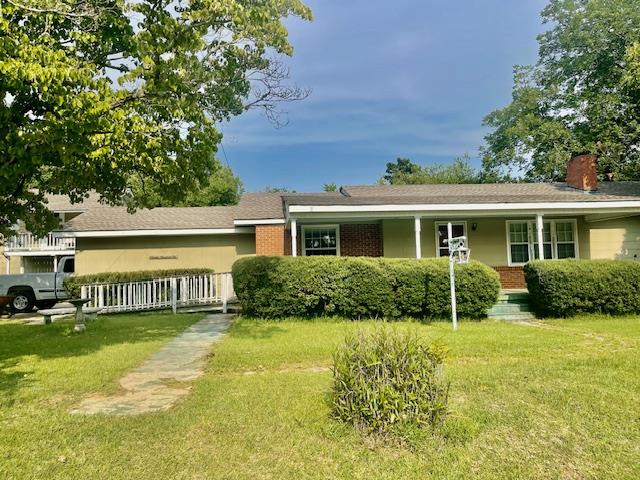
288, 200, 640, 214
234, 218, 286, 226
70, 227, 253, 238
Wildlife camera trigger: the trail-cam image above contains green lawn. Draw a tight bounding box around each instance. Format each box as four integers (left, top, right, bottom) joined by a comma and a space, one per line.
1, 313, 639, 479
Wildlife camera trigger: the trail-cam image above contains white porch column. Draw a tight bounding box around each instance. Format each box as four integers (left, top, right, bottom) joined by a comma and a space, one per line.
536, 213, 545, 260
414, 216, 422, 259
53, 256, 58, 273
290, 219, 297, 257
4, 256, 9, 274
19, 257, 24, 274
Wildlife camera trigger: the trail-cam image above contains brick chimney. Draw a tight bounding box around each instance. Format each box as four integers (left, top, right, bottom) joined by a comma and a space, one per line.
566, 154, 598, 191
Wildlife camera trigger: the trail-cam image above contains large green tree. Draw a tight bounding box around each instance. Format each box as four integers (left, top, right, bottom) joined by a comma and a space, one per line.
481, 0, 640, 181
381, 156, 483, 184
0, 0, 310, 238
131, 163, 243, 207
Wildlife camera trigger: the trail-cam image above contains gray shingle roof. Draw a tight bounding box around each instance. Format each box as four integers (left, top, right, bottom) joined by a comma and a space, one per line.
54, 181, 640, 233
235, 193, 285, 220
281, 182, 640, 206
65, 204, 238, 231
235, 192, 344, 220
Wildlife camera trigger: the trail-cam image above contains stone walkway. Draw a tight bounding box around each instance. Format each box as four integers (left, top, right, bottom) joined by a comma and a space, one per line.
71, 314, 233, 415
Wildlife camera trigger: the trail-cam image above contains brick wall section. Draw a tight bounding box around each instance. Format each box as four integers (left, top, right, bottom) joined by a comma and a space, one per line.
566, 154, 598, 191
494, 266, 526, 289
255, 224, 288, 256
340, 223, 383, 257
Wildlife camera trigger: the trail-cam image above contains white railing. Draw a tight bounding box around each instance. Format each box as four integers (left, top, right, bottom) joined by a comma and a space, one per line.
5, 232, 76, 253
80, 272, 235, 314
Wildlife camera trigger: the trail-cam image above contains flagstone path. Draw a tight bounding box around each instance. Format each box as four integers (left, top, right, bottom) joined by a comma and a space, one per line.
71, 314, 234, 415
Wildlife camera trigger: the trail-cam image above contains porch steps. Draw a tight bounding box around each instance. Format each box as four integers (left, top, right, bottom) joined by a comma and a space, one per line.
487, 292, 535, 321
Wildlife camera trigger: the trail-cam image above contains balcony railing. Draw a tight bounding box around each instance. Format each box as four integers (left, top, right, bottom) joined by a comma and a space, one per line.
4, 232, 76, 253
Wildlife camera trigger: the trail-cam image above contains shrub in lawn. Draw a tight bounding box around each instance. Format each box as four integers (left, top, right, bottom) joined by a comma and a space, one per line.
524, 259, 640, 317
65, 268, 214, 297
232, 256, 500, 319
332, 327, 449, 436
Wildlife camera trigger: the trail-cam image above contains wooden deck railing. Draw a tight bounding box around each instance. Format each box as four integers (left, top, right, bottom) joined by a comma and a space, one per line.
5, 233, 76, 253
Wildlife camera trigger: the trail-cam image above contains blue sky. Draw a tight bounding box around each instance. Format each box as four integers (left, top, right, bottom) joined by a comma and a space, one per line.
220, 0, 548, 192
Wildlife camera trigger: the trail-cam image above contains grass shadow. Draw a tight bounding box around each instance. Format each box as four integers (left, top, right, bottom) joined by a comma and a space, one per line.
228, 320, 287, 340
0, 313, 202, 364
0, 358, 33, 408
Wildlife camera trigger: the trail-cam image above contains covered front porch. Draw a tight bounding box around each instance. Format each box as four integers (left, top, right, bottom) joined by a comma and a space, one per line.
286, 212, 590, 289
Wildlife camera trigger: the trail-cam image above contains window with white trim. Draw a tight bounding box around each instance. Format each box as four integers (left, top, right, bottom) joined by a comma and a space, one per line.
302, 225, 339, 256
506, 219, 578, 265
435, 222, 466, 257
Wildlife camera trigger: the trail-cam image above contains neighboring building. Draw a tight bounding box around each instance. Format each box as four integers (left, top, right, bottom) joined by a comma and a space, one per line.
3, 155, 640, 288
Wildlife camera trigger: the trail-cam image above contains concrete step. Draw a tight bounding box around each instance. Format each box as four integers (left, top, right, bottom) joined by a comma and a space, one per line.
487, 303, 532, 316
489, 291, 535, 321
488, 312, 536, 321
497, 292, 530, 303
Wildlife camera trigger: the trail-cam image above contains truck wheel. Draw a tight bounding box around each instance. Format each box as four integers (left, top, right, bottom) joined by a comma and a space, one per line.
10, 290, 36, 314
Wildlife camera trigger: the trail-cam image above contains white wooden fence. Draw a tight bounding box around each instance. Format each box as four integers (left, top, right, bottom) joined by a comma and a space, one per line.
80, 272, 235, 314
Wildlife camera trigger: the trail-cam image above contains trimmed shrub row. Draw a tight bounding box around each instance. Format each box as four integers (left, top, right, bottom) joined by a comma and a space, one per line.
232, 256, 500, 319
524, 259, 640, 317
64, 268, 214, 297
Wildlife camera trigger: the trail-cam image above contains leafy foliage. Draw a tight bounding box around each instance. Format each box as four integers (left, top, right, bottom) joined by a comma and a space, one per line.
130, 164, 243, 207
382, 156, 478, 184
381, 155, 514, 185
232, 256, 500, 319
332, 327, 449, 436
482, 0, 640, 181
322, 182, 338, 192
384, 259, 501, 319
64, 268, 213, 297
0, 0, 311, 238
524, 259, 640, 317
262, 186, 292, 193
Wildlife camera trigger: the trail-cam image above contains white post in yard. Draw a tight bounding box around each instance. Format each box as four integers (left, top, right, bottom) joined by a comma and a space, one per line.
291, 219, 297, 257
222, 273, 228, 314
414, 216, 422, 259
536, 213, 545, 260
171, 277, 177, 314
447, 222, 457, 331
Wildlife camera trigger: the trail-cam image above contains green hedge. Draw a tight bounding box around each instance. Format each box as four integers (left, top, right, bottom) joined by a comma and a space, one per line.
232, 256, 500, 320
524, 259, 640, 317
64, 268, 214, 297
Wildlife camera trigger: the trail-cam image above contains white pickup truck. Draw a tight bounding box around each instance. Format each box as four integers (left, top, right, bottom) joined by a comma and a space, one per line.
0, 256, 75, 313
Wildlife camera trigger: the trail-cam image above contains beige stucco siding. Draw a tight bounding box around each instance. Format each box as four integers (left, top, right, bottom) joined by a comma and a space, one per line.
75, 234, 256, 275
465, 218, 508, 266
587, 216, 640, 260
0, 248, 21, 274
577, 216, 591, 260
382, 219, 415, 258
383, 218, 508, 265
